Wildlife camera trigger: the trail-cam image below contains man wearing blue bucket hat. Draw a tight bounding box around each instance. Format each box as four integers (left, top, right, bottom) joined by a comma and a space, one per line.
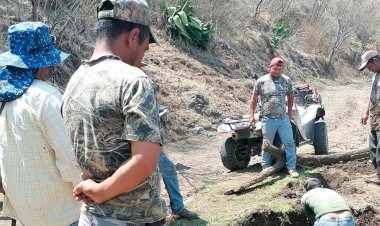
62, 0, 165, 225
0, 22, 81, 226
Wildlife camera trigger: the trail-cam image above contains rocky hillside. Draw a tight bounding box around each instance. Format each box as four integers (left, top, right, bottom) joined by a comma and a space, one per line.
1, 0, 379, 141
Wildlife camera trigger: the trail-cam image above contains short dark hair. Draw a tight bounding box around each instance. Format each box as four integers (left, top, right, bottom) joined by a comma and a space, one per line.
304, 178, 322, 191
96, 19, 150, 44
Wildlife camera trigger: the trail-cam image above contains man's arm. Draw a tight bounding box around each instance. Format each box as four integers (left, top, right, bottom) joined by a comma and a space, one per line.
249, 93, 259, 125
362, 102, 370, 124
73, 141, 161, 204
301, 194, 316, 225
287, 94, 295, 117
303, 204, 316, 225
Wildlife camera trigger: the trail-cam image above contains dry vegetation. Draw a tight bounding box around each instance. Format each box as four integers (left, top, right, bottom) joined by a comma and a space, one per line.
2, 1, 380, 225
1, 0, 379, 140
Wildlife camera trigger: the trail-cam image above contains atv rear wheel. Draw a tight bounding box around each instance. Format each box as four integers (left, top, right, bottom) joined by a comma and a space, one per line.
313, 121, 328, 155
221, 137, 250, 171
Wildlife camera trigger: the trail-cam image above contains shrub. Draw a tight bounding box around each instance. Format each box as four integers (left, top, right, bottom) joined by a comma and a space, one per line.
160, 0, 212, 49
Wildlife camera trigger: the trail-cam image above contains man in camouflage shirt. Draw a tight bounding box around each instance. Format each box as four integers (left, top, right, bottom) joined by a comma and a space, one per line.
249, 57, 298, 178
360, 50, 380, 185
62, 0, 166, 225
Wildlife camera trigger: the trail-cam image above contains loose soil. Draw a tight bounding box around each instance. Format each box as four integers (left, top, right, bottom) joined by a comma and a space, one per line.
161, 81, 380, 226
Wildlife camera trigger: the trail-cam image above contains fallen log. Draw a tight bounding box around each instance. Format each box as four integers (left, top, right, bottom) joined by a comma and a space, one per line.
298, 148, 369, 166
225, 141, 370, 195
225, 139, 286, 195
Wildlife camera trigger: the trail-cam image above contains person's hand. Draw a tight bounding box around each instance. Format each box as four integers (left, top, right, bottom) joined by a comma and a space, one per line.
249, 114, 255, 127
73, 179, 104, 204
361, 112, 369, 125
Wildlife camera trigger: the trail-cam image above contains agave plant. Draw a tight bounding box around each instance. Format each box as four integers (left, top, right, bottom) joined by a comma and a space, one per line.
160, 0, 212, 49
271, 20, 289, 49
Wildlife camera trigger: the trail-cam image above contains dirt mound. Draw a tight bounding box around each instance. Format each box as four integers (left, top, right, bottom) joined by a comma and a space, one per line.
237, 209, 307, 226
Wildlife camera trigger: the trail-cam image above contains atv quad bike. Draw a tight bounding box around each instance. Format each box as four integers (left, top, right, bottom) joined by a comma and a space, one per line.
219, 84, 328, 171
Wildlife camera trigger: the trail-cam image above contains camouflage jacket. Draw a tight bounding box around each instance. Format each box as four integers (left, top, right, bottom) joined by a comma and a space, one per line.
62, 55, 165, 223
253, 74, 293, 118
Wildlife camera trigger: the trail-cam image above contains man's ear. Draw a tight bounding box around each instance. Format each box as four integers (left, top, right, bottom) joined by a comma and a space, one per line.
126, 28, 140, 47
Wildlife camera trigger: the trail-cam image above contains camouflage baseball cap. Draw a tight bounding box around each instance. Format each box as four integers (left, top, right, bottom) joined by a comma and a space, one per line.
97, 0, 159, 44
359, 50, 379, 71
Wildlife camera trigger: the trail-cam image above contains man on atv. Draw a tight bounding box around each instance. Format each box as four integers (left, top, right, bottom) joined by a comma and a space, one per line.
249, 57, 299, 178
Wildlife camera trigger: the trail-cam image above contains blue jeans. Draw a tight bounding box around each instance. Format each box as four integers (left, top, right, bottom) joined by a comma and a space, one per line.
158, 152, 184, 214
369, 130, 380, 177
314, 215, 355, 226
69, 221, 79, 226
261, 116, 296, 170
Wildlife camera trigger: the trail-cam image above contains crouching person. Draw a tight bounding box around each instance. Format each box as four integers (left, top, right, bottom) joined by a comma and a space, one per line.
301, 178, 354, 226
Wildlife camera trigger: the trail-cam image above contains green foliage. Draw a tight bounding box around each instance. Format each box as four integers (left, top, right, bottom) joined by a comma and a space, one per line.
271, 20, 289, 49
160, 0, 212, 49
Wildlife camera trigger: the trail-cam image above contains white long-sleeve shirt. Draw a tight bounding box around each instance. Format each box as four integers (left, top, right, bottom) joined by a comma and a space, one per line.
0, 80, 82, 226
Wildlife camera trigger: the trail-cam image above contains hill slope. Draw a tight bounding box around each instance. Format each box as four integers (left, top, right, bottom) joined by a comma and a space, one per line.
0, 0, 377, 141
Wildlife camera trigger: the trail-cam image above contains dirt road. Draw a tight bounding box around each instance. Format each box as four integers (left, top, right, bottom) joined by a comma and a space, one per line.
164, 81, 380, 225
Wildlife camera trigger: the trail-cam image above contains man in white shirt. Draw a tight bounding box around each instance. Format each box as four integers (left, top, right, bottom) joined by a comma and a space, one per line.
0, 22, 81, 226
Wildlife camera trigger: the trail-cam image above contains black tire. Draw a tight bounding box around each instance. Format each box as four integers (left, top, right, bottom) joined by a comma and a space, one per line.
313, 121, 329, 155
220, 137, 250, 171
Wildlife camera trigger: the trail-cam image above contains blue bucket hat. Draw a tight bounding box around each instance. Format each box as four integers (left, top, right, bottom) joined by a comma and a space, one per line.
0, 21, 69, 69
0, 22, 69, 102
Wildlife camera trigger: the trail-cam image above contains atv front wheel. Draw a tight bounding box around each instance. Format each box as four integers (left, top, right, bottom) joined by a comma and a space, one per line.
220, 137, 250, 171
313, 121, 329, 155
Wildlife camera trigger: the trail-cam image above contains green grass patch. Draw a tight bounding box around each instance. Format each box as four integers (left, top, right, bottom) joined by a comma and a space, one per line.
170, 174, 304, 225
169, 166, 327, 225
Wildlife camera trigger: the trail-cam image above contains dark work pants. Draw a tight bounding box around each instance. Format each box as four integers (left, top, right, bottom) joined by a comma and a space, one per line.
369, 130, 380, 177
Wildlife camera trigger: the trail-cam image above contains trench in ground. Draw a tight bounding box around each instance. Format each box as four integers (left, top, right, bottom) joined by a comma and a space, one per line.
237, 207, 377, 226
236, 159, 380, 226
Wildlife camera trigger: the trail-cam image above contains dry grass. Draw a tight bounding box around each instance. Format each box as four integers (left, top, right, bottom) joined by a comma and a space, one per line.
1, 0, 380, 139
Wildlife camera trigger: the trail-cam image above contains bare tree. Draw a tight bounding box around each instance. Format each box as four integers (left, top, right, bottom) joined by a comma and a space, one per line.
279, 0, 294, 16
351, 0, 378, 50
27, 0, 98, 86
309, 0, 327, 22
327, 18, 355, 66
254, 0, 265, 19
30, 0, 40, 21
323, 1, 355, 66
